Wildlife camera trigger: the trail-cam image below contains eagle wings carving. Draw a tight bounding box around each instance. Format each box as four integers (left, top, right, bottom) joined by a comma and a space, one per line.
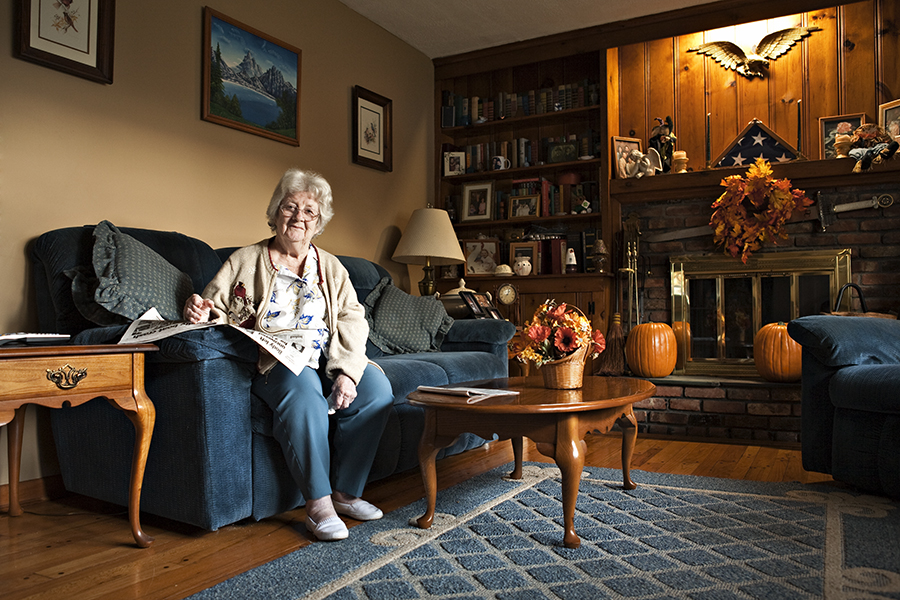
688, 26, 820, 78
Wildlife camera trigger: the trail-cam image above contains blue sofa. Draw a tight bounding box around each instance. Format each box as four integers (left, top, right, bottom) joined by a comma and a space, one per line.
30, 224, 515, 530
788, 315, 900, 498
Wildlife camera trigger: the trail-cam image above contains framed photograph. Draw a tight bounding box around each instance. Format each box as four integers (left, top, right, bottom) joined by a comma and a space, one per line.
509, 194, 540, 219
444, 151, 466, 176
457, 291, 486, 318
352, 85, 393, 171
612, 136, 642, 179
461, 182, 493, 222
819, 113, 869, 159
203, 8, 301, 146
509, 241, 539, 276
487, 307, 504, 320
13, 0, 115, 84
473, 293, 495, 311
879, 100, 900, 141
439, 264, 460, 280
461, 239, 500, 276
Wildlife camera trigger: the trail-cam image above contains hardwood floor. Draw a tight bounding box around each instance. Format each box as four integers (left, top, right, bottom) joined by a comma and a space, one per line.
1, 434, 834, 600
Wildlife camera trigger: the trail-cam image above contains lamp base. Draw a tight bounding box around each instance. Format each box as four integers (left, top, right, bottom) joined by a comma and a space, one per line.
418, 264, 435, 296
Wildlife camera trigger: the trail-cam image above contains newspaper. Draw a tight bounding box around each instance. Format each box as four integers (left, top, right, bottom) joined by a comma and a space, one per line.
119, 308, 314, 375
415, 385, 519, 404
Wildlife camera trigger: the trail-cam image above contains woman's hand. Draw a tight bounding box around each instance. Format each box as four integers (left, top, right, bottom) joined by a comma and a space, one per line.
183, 293, 214, 324
329, 373, 358, 411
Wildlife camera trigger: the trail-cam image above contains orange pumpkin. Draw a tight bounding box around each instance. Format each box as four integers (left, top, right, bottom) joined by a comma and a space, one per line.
754, 322, 802, 382
672, 321, 691, 365
625, 322, 677, 377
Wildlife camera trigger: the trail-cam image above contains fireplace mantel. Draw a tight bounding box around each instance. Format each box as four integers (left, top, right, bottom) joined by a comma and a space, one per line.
610, 157, 900, 205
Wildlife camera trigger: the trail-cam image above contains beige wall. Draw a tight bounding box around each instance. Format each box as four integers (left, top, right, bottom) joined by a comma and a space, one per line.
0, 0, 434, 486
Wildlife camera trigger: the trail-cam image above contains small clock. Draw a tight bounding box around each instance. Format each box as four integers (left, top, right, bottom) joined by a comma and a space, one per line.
496, 282, 519, 305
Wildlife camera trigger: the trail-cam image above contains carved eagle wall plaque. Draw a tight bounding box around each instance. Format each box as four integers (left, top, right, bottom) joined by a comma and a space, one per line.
688, 26, 820, 78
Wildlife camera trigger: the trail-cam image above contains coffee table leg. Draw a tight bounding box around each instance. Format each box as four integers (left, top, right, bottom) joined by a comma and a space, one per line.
618, 410, 638, 491
555, 417, 586, 549
509, 437, 523, 479
415, 409, 440, 529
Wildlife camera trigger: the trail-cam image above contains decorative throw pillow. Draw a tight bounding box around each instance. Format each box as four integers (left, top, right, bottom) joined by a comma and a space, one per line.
67, 264, 130, 326
364, 277, 454, 354
88, 220, 194, 321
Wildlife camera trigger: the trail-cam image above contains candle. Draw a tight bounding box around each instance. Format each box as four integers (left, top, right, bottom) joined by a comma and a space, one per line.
706, 113, 711, 167
797, 99, 802, 154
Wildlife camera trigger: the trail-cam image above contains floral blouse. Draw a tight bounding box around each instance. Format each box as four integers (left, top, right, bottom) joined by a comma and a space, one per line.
260, 245, 330, 368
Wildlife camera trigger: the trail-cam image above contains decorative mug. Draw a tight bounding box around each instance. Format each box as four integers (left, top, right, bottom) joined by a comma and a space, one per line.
492, 156, 511, 170
513, 256, 532, 276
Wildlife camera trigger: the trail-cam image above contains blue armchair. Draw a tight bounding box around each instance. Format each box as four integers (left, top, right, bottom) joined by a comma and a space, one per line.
30, 224, 515, 530
788, 315, 900, 498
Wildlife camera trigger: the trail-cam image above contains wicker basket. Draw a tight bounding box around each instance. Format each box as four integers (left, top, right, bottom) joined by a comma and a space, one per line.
540, 343, 588, 389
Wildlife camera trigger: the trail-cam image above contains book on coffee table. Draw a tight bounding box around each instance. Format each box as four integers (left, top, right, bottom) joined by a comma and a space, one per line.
415, 385, 519, 404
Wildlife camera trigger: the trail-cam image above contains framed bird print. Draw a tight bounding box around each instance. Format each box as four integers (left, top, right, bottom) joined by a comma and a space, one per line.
13, 0, 116, 84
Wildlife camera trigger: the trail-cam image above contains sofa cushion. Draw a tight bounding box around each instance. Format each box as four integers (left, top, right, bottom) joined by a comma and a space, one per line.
87, 220, 194, 322
364, 277, 453, 354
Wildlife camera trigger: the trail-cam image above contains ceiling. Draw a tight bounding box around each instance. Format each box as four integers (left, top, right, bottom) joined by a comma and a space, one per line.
338, 0, 713, 59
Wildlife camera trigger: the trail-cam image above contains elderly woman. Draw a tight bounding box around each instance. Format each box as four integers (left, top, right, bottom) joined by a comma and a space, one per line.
183, 168, 393, 542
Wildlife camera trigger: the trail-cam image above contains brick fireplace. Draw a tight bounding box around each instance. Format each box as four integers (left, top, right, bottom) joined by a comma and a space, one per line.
615, 175, 900, 445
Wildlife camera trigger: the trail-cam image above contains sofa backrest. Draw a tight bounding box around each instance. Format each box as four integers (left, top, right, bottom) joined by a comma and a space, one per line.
31, 225, 392, 335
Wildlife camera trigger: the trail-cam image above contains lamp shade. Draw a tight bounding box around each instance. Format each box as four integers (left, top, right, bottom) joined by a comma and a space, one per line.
392, 208, 464, 265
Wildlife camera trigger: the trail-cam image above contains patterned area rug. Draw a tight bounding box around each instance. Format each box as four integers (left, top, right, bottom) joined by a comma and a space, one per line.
189, 463, 900, 600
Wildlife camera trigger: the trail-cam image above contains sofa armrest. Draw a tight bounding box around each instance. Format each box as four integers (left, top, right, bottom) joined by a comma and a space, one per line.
440, 319, 516, 361
788, 315, 900, 368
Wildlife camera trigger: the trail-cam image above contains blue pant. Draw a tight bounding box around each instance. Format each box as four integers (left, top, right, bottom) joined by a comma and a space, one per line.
252, 361, 393, 500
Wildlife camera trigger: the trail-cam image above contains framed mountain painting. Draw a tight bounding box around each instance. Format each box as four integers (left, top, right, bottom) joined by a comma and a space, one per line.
202, 8, 301, 146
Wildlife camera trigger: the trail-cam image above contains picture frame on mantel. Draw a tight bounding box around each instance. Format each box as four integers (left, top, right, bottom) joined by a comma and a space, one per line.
352, 86, 393, 171
879, 99, 900, 141
13, 0, 115, 84
202, 8, 301, 146
819, 113, 868, 159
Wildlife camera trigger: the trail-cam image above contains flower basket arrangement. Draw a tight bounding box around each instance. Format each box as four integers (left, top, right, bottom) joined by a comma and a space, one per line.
512, 300, 606, 389
710, 157, 813, 263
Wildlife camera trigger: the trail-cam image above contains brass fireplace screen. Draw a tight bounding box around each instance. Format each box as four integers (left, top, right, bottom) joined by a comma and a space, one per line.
670, 249, 851, 376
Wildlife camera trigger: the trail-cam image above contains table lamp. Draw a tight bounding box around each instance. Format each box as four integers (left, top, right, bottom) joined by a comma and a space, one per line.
392, 207, 465, 296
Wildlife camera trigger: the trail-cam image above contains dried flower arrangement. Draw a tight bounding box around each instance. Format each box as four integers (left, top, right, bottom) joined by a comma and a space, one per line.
513, 300, 606, 368
710, 157, 813, 263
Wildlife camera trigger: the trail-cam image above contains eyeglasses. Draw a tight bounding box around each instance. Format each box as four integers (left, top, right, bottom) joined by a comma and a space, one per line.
280, 203, 319, 222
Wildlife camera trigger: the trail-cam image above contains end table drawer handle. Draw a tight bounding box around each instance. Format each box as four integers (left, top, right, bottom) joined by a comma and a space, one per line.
46, 364, 88, 390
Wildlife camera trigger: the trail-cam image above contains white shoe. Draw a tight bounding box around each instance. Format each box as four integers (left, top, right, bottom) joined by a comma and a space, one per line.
305, 515, 348, 541
333, 498, 383, 521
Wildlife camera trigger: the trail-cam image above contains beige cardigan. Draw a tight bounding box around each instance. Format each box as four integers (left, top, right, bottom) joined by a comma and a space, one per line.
202, 239, 370, 383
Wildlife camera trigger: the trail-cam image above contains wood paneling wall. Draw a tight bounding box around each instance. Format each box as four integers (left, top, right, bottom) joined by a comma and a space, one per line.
614, 0, 898, 166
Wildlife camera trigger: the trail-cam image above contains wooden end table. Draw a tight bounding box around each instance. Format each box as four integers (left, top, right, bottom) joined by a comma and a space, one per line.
408, 375, 656, 549
1, 344, 158, 548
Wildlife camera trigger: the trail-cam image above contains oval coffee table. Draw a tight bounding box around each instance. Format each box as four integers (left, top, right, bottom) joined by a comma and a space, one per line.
408, 375, 656, 549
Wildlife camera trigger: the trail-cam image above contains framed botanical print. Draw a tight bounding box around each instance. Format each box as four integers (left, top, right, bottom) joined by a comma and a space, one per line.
353, 85, 393, 171
819, 113, 868, 159
461, 182, 493, 222
14, 0, 116, 84
203, 8, 301, 146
